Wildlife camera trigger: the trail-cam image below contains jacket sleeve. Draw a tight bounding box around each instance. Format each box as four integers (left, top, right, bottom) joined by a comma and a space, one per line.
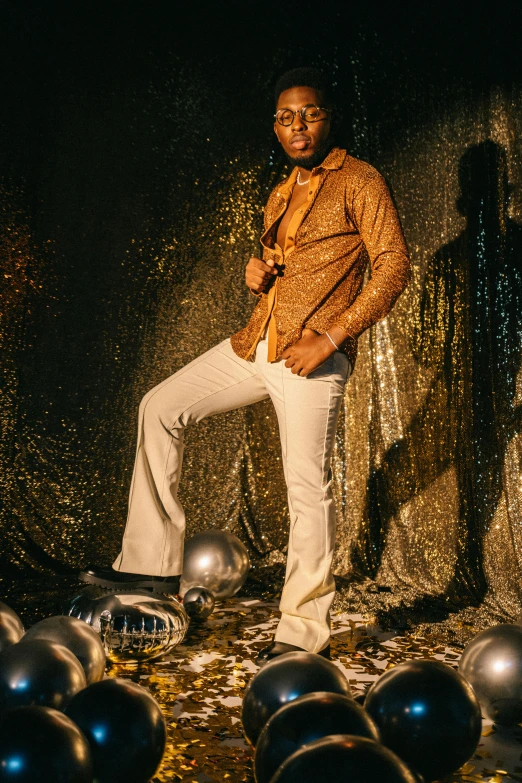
333, 174, 411, 339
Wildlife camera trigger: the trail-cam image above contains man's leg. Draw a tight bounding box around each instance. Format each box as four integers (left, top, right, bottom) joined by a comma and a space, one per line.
258, 339, 351, 654
83, 338, 268, 585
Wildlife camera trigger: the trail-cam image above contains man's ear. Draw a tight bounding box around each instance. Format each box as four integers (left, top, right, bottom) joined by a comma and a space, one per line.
273, 123, 280, 142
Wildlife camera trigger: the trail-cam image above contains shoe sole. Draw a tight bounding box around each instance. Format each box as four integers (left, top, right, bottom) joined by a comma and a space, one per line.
79, 572, 179, 595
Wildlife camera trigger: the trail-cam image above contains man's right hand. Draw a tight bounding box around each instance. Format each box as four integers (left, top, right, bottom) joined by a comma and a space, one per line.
245, 256, 278, 295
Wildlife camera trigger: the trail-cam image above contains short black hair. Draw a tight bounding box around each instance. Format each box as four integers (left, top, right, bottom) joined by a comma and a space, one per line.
274, 67, 334, 107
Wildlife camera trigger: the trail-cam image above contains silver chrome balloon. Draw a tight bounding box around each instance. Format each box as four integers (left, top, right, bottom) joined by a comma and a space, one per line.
0, 601, 24, 653
181, 528, 250, 600
66, 587, 188, 665
459, 623, 522, 725
22, 615, 106, 684
183, 586, 215, 621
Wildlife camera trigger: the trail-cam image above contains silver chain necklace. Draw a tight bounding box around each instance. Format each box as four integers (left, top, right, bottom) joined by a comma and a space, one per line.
296, 170, 311, 186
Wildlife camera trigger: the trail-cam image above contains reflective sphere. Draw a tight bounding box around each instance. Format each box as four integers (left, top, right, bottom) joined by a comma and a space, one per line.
459, 623, 522, 725
254, 692, 380, 783
0, 639, 86, 711
0, 705, 93, 782
241, 651, 352, 746
0, 601, 24, 653
365, 659, 482, 781
353, 690, 367, 706
183, 586, 215, 621
66, 587, 188, 664
181, 528, 250, 599
65, 678, 166, 783
270, 735, 419, 783
22, 615, 106, 684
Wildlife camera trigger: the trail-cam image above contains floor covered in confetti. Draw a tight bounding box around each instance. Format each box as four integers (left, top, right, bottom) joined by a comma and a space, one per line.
4, 574, 522, 783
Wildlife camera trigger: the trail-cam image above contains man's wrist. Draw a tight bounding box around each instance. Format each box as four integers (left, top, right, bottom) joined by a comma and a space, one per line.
324, 331, 340, 351
316, 332, 337, 358
323, 325, 349, 351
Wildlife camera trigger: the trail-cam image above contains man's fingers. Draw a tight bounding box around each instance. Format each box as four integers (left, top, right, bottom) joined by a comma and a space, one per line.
247, 274, 270, 290
282, 348, 306, 375
250, 282, 269, 294
250, 257, 271, 271
249, 257, 278, 275
247, 272, 274, 291
245, 256, 281, 294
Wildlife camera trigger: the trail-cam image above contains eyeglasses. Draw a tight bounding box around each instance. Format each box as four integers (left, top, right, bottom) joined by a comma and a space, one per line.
274, 104, 330, 126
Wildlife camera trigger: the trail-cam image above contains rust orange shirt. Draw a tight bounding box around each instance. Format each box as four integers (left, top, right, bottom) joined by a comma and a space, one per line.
230, 146, 411, 369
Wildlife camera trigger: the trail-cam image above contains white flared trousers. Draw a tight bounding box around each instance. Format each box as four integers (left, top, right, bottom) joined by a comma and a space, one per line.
113, 333, 351, 653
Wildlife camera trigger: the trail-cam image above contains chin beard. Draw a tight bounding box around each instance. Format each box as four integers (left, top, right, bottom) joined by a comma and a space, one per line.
284, 140, 335, 171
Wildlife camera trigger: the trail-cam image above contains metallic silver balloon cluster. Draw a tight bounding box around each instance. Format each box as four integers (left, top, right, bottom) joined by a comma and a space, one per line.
181, 529, 250, 600
180, 528, 251, 622
59, 529, 249, 664
66, 587, 188, 665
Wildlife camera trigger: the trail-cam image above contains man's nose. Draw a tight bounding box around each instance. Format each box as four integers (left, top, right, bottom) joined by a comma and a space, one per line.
291, 112, 307, 131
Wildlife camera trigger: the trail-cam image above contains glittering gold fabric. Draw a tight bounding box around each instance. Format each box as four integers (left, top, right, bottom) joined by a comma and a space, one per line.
2, 79, 522, 647
230, 147, 411, 369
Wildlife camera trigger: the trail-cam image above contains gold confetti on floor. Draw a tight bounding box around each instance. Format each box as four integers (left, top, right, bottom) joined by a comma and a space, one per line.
3, 575, 522, 783
102, 596, 522, 783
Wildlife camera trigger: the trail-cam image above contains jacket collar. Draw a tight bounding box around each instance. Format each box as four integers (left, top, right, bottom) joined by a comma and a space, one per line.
314, 145, 347, 171
277, 146, 347, 198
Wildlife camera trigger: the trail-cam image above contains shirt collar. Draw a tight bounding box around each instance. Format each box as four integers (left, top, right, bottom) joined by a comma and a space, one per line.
314, 145, 347, 171
278, 146, 346, 198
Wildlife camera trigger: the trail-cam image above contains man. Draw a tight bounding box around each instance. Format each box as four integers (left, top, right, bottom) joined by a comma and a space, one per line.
80, 67, 410, 663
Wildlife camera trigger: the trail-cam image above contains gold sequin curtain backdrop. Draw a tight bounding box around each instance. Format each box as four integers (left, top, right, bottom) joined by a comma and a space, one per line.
1, 9, 522, 630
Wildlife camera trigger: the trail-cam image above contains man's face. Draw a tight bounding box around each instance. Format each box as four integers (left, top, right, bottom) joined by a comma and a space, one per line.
274, 86, 332, 169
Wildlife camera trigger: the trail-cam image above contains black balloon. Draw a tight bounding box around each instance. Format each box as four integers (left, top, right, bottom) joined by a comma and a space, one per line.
65, 677, 166, 783
22, 615, 106, 684
0, 639, 86, 712
0, 705, 92, 782
353, 690, 367, 706
270, 734, 419, 783
0, 601, 24, 653
241, 651, 351, 746
364, 659, 482, 781
254, 691, 380, 783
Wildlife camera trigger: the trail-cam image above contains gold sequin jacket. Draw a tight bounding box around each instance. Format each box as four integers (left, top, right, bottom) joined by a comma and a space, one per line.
230, 146, 411, 369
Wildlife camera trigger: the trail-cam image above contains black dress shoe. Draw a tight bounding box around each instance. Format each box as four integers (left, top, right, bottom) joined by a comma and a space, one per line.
79, 566, 181, 595
256, 641, 331, 666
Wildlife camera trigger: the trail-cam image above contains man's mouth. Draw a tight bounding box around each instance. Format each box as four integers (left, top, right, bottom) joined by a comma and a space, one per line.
290, 135, 311, 150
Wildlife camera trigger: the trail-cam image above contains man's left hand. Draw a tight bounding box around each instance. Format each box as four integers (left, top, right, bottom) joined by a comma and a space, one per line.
281, 329, 335, 377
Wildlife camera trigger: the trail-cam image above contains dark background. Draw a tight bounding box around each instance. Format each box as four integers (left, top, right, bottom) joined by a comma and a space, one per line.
2, 0, 522, 633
